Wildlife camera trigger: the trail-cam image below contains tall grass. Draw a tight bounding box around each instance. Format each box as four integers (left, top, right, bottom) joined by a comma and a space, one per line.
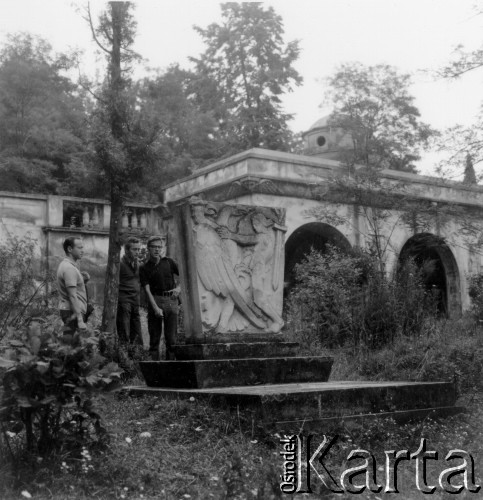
285, 247, 483, 389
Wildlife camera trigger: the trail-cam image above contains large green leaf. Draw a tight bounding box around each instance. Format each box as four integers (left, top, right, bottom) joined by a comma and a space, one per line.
0, 357, 16, 368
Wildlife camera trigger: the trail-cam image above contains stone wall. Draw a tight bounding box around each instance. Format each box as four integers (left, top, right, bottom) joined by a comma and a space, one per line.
0, 191, 164, 307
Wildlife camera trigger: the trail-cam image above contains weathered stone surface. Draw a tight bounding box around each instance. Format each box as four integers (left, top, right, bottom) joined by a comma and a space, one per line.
172, 342, 299, 360
123, 380, 458, 426
171, 198, 287, 343
138, 357, 333, 389
254, 380, 457, 422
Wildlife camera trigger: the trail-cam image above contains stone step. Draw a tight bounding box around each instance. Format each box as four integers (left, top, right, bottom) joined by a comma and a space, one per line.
172, 342, 299, 360
138, 356, 333, 389
273, 406, 465, 430
124, 380, 458, 424
252, 381, 457, 421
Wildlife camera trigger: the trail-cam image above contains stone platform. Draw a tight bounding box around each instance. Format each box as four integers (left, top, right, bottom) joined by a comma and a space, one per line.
172, 342, 299, 360
138, 356, 333, 389
123, 380, 462, 428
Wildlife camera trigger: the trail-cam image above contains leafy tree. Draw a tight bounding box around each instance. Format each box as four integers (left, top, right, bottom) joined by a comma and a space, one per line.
464, 153, 477, 185
434, 11, 483, 181
137, 65, 223, 184
85, 2, 159, 332
0, 33, 88, 193
324, 63, 435, 173
191, 2, 302, 154
434, 115, 483, 182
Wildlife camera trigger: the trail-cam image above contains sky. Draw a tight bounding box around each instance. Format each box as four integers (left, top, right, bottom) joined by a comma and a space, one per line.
2, 0, 483, 174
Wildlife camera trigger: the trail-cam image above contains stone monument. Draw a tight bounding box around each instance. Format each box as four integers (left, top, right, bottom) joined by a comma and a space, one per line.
176, 197, 286, 341
139, 197, 333, 388
135, 197, 458, 428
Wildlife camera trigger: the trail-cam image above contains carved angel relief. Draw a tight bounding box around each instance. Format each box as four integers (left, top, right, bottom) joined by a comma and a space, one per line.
190, 198, 286, 336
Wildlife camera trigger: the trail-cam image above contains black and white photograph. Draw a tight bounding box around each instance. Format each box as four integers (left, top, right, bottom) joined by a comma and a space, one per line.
0, 1, 482, 498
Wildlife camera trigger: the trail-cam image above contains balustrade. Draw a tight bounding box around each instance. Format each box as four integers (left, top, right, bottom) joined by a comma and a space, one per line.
61, 199, 151, 233
121, 206, 149, 232
63, 201, 104, 229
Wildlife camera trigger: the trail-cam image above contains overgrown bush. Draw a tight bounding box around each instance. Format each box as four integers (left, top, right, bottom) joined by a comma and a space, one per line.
0, 234, 53, 341
286, 246, 436, 349
468, 272, 483, 321
0, 317, 122, 455
342, 316, 483, 392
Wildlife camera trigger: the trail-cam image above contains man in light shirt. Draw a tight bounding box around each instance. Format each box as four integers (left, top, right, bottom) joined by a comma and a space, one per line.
56, 236, 88, 335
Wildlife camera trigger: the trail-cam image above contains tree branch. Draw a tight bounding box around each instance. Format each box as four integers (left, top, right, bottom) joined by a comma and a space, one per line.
86, 2, 111, 55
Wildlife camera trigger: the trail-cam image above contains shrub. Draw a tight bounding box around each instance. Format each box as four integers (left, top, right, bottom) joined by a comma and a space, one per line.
286, 246, 367, 349
355, 316, 483, 391
468, 272, 483, 321
0, 234, 54, 341
286, 246, 436, 349
0, 317, 122, 455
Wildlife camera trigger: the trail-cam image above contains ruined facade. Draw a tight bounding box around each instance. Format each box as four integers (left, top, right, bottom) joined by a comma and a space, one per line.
163, 146, 483, 317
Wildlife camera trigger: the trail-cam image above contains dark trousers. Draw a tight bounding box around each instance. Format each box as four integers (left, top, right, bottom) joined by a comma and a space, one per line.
60, 310, 87, 335
147, 296, 178, 359
116, 302, 142, 345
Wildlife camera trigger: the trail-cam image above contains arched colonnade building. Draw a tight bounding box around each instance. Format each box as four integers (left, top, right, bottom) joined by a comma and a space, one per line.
162, 118, 483, 318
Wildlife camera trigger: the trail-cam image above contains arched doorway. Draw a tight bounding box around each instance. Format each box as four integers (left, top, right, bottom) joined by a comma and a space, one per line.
284, 222, 351, 291
398, 233, 461, 317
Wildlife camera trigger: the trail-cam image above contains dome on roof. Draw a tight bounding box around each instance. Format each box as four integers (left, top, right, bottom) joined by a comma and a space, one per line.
302, 113, 353, 159
307, 114, 332, 131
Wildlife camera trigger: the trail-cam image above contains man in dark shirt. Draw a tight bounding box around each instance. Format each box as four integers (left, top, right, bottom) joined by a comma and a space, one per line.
139, 235, 180, 360
116, 237, 142, 345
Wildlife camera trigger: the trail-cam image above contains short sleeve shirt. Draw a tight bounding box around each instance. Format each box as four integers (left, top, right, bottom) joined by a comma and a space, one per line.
57, 258, 87, 313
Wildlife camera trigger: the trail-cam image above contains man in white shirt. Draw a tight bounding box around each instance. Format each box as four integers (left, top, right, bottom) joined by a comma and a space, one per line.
56, 236, 88, 335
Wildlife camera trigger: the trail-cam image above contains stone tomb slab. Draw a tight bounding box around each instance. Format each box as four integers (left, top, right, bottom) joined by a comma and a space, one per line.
172, 342, 299, 360
138, 356, 333, 389
123, 380, 459, 425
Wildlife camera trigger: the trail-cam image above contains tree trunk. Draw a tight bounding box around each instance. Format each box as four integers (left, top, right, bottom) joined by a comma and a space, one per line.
101, 2, 124, 333
101, 196, 123, 332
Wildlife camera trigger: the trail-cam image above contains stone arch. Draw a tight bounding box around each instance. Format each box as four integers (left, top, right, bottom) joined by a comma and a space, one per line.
284, 222, 352, 291
398, 233, 461, 317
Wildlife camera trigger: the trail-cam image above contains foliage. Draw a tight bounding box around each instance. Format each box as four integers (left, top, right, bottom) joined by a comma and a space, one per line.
0, 4, 305, 197
86, 2, 159, 332
435, 118, 483, 182
1, 391, 483, 499
137, 65, 223, 185
0, 396, 284, 499
0, 33, 89, 194
324, 63, 435, 172
0, 234, 53, 340
305, 163, 483, 273
306, 168, 411, 268
468, 272, 483, 321
0, 317, 122, 455
329, 316, 483, 397
88, 1, 154, 200
286, 246, 436, 349
97, 329, 147, 381
191, 2, 302, 154
436, 7, 483, 180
